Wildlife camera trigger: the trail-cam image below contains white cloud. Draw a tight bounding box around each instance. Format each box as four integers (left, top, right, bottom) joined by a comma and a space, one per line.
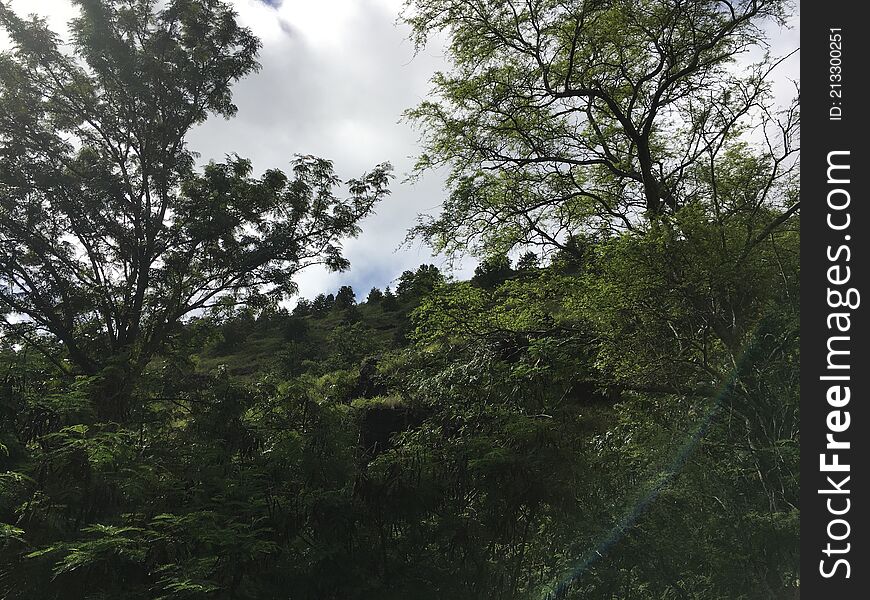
186, 0, 466, 302
6, 0, 80, 35
2, 0, 800, 305
2, 0, 465, 303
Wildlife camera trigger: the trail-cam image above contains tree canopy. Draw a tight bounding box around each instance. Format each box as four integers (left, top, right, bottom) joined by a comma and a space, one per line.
404, 0, 798, 257
0, 0, 391, 380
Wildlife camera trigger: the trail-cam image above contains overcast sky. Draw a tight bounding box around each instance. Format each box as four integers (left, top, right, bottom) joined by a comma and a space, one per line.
185, 0, 466, 302
4, 0, 799, 303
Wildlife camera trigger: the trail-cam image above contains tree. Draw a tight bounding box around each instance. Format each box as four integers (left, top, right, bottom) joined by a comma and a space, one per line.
366, 286, 384, 303
515, 251, 539, 272
381, 286, 399, 312
326, 322, 384, 369
292, 297, 313, 316
472, 254, 513, 288
395, 264, 444, 301
335, 285, 356, 309
311, 293, 335, 316
0, 1, 391, 382
399, 3, 800, 595
404, 0, 798, 257
549, 234, 592, 273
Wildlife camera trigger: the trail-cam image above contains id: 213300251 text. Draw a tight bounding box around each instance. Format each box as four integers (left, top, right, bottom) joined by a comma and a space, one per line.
828, 28, 843, 121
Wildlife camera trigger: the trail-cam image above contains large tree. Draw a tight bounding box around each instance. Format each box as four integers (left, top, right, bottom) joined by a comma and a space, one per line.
0, 1, 391, 377
401, 6, 801, 593
404, 0, 798, 257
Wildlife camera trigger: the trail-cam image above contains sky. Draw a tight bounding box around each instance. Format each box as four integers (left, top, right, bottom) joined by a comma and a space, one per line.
183, 0, 467, 302
3, 0, 799, 304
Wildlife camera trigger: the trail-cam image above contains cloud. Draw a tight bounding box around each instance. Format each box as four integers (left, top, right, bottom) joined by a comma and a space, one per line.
3, 0, 800, 307
187, 0, 469, 303
2, 0, 466, 303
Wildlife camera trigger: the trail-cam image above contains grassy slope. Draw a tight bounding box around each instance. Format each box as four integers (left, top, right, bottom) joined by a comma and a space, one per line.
193, 299, 413, 379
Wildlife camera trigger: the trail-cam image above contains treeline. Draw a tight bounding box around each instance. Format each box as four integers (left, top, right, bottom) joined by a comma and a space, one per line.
288, 254, 544, 317
291, 264, 447, 318
199, 257, 546, 376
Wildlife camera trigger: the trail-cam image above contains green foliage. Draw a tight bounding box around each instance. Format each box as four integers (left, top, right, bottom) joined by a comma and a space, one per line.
395, 264, 445, 302
0, 1, 798, 599
335, 285, 357, 309
0, 235, 800, 600
325, 322, 386, 369
0, 1, 391, 381
381, 286, 399, 312
311, 293, 335, 316
403, 0, 797, 257
515, 251, 539, 272
471, 253, 514, 288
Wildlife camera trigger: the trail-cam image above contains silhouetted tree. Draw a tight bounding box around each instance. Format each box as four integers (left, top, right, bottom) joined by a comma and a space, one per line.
0, 1, 391, 383
516, 251, 539, 272
382, 287, 399, 312
396, 264, 444, 301
335, 285, 357, 309
472, 255, 513, 288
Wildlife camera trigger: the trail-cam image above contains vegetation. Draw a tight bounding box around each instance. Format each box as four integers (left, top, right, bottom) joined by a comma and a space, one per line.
0, 1, 799, 599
